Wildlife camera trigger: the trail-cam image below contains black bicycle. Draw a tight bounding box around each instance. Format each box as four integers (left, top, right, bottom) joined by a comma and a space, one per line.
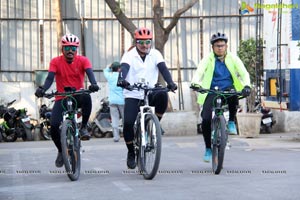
127, 82, 170, 180
43, 87, 92, 181
192, 86, 243, 174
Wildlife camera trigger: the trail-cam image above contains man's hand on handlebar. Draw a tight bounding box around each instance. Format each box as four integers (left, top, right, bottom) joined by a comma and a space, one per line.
117, 78, 130, 89
167, 82, 177, 92
190, 83, 203, 91
35, 86, 45, 98
89, 84, 100, 92
242, 85, 251, 97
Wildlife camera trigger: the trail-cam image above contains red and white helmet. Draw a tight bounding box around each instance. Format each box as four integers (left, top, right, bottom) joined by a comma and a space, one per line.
134, 27, 153, 40
60, 34, 80, 47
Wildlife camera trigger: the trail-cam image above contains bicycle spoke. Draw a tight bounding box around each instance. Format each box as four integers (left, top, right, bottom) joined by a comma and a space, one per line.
211, 116, 226, 175
139, 114, 161, 180
61, 120, 81, 181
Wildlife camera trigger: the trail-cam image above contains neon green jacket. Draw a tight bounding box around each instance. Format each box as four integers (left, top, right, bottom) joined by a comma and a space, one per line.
191, 51, 251, 105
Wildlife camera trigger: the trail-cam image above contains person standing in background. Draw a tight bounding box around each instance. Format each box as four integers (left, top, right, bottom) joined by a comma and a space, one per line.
104, 62, 124, 142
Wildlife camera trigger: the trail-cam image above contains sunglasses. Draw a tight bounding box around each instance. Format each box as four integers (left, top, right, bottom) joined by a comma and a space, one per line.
213, 44, 226, 48
136, 40, 152, 45
63, 46, 77, 51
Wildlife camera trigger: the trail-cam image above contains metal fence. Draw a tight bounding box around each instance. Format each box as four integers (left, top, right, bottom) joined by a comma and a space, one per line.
0, 0, 259, 83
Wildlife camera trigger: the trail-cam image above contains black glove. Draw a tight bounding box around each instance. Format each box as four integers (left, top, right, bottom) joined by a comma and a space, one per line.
117, 78, 130, 88
167, 82, 177, 92
89, 84, 100, 92
190, 83, 202, 90
35, 86, 45, 98
242, 85, 251, 97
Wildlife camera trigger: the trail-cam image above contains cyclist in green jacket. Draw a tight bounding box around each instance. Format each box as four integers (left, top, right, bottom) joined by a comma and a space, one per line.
191, 32, 251, 162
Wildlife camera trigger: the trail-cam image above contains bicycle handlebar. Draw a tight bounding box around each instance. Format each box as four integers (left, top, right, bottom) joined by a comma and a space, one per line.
43, 89, 93, 99
125, 83, 170, 93
191, 86, 245, 98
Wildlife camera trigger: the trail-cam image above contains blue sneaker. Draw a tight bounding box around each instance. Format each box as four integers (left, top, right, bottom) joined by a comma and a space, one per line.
228, 121, 237, 135
203, 148, 212, 162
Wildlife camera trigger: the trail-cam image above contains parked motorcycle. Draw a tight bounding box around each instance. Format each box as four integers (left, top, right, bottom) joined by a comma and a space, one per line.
0, 125, 3, 142
260, 106, 276, 134
91, 97, 113, 138
39, 103, 52, 140
0, 100, 34, 142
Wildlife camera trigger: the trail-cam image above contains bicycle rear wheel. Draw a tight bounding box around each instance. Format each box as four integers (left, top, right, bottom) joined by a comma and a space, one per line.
139, 113, 162, 180
61, 119, 81, 181
211, 116, 227, 175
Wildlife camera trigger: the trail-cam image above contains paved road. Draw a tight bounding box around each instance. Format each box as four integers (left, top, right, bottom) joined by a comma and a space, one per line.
0, 133, 299, 200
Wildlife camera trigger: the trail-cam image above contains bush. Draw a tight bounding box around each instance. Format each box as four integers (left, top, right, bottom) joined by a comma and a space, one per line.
237, 38, 263, 112
237, 38, 263, 84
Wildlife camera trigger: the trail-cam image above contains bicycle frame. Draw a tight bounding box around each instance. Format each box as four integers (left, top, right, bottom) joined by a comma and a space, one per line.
43, 87, 92, 181
139, 90, 156, 147
130, 83, 168, 148
192, 86, 243, 174
62, 95, 79, 138
128, 82, 169, 180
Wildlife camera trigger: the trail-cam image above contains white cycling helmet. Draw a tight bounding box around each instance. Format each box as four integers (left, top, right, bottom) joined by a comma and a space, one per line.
61, 34, 80, 47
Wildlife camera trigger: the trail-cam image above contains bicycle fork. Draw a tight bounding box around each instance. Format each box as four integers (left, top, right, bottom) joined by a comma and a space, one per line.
63, 113, 80, 151
140, 106, 156, 150
211, 116, 230, 149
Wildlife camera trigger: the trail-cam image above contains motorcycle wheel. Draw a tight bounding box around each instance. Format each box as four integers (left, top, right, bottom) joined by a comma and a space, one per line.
2, 130, 18, 142
265, 125, 272, 134
91, 124, 106, 138
40, 121, 51, 140
22, 125, 33, 141
0, 128, 3, 142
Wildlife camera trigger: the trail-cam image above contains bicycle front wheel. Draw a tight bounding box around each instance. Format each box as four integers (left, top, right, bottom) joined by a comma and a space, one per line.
211, 116, 227, 175
61, 119, 81, 181
139, 113, 162, 180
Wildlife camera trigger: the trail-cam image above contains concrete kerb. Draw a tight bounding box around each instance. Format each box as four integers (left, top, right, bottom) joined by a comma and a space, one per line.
161, 111, 198, 136
160, 111, 300, 150
232, 132, 300, 149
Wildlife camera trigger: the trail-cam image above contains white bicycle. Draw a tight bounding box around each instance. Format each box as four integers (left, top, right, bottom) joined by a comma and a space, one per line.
127, 82, 170, 180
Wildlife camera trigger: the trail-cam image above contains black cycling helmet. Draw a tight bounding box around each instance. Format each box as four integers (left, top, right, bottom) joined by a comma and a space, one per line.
210, 32, 228, 45
110, 61, 121, 72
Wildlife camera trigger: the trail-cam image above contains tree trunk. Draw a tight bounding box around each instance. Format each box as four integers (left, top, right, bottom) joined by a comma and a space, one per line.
55, 0, 63, 51
105, 0, 199, 111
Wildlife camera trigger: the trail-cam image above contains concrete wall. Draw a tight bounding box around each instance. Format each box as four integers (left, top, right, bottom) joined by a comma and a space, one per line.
272, 110, 300, 132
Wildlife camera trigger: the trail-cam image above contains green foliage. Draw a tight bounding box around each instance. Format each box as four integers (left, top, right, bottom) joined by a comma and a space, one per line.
237, 38, 263, 84
237, 38, 263, 112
